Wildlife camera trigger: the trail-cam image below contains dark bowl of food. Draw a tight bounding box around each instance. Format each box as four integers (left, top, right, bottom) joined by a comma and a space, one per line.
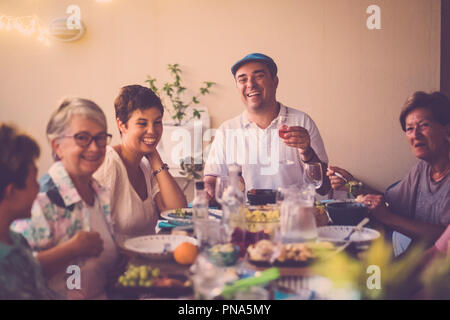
325, 201, 368, 226
206, 243, 240, 267
247, 189, 277, 205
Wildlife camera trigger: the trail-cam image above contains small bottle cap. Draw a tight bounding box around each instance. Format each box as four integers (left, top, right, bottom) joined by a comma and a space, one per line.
195, 181, 205, 190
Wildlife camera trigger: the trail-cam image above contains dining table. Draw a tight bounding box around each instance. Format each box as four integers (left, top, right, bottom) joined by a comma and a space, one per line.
110, 201, 375, 300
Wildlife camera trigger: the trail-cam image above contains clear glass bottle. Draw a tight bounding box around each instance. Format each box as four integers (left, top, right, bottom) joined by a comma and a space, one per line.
221, 165, 246, 255
193, 181, 209, 247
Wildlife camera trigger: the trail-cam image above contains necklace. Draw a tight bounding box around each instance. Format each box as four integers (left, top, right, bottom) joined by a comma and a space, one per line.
431, 163, 450, 182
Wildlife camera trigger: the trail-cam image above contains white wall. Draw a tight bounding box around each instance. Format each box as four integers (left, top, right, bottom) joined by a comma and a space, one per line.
0, 0, 441, 200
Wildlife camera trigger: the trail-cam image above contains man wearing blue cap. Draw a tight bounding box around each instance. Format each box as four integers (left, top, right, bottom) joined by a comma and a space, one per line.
204, 53, 330, 198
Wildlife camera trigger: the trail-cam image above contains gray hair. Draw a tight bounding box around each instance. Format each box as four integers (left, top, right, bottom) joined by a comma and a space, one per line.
47, 97, 107, 159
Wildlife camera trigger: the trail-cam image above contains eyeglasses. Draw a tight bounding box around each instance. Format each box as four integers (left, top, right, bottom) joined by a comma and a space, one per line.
61, 132, 112, 148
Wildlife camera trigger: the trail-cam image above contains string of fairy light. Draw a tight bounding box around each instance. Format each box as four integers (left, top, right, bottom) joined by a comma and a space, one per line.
0, 14, 50, 46
0, 0, 111, 45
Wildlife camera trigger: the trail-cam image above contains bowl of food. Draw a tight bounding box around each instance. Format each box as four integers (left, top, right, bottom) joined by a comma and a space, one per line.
226, 206, 280, 256
206, 243, 240, 266
244, 205, 280, 235
247, 239, 335, 267
247, 189, 277, 205
325, 201, 368, 226
115, 264, 193, 298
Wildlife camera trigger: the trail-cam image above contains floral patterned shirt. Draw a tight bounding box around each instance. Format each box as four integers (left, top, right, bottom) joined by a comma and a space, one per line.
12, 161, 113, 251
0, 231, 59, 300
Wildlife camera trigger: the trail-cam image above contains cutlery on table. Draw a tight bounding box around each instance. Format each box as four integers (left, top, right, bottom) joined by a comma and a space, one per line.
343, 217, 370, 241
334, 172, 348, 183
329, 217, 370, 256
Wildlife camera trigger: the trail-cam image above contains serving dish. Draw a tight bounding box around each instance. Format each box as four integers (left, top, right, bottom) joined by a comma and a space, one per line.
160, 208, 222, 226
123, 234, 198, 260
317, 225, 380, 243
325, 201, 368, 226
247, 189, 277, 205
246, 239, 335, 268
114, 273, 193, 299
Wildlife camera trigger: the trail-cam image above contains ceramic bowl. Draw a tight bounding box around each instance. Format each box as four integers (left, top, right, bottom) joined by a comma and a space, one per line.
325, 201, 368, 226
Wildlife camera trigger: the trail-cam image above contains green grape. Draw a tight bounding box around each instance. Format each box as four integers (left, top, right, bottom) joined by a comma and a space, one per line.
140, 268, 148, 280
118, 264, 163, 287
144, 280, 152, 287
151, 268, 160, 277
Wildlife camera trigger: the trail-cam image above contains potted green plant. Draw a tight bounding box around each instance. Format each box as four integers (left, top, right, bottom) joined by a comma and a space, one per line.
178, 156, 204, 192
145, 63, 215, 126
145, 64, 216, 177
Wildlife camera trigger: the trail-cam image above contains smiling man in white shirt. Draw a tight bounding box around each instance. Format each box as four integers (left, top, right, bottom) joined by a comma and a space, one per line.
204, 53, 331, 199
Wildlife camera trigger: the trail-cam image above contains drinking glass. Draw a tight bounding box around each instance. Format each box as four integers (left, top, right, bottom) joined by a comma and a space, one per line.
277, 115, 300, 165
280, 189, 317, 243
215, 175, 246, 250
191, 252, 227, 300
234, 286, 270, 300
195, 219, 226, 248
276, 185, 300, 206
303, 162, 323, 189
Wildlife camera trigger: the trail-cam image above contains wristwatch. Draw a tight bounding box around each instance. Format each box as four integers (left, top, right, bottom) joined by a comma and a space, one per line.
153, 163, 169, 175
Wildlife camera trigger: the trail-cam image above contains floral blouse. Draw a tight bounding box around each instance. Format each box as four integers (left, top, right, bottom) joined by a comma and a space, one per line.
12, 161, 113, 252
0, 231, 59, 300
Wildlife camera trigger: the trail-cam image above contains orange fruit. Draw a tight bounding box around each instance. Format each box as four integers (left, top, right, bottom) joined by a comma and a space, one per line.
173, 242, 198, 265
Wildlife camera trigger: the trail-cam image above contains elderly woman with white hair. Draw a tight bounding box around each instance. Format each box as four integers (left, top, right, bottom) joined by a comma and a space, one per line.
12, 98, 119, 299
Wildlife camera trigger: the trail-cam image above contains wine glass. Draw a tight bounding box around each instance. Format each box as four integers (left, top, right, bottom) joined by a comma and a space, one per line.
277, 115, 300, 165
276, 184, 300, 205
303, 162, 323, 189
191, 252, 227, 300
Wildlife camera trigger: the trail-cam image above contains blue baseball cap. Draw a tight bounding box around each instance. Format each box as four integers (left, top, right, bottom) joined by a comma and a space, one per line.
231, 53, 278, 77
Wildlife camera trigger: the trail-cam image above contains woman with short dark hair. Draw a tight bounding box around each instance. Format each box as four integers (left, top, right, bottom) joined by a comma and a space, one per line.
94, 85, 187, 243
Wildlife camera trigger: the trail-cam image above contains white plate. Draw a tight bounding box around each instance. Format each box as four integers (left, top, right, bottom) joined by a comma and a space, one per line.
123, 234, 198, 260
317, 226, 380, 243
160, 208, 222, 225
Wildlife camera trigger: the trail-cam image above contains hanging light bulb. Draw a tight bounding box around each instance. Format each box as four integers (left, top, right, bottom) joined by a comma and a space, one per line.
0, 14, 51, 45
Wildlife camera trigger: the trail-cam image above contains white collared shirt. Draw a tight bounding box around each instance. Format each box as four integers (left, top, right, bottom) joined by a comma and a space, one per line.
204, 103, 328, 191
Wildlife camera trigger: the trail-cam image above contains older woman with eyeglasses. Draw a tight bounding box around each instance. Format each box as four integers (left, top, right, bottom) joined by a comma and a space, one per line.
12, 98, 119, 299
327, 91, 449, 255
